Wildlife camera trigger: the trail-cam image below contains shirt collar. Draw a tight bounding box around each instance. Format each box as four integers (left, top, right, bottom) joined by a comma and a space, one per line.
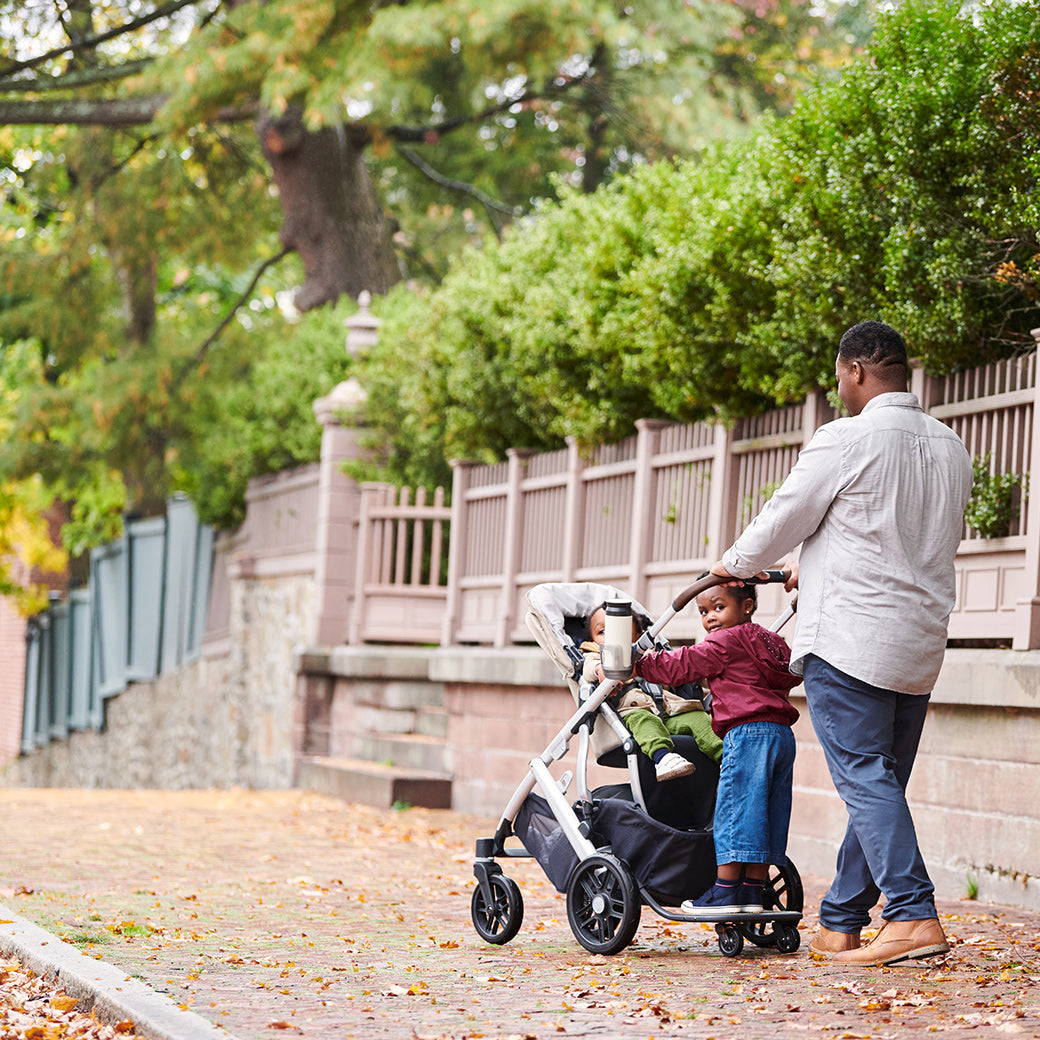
859, 391, 922, 415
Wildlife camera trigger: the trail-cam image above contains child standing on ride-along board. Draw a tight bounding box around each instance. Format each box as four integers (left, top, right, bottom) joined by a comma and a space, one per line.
628, 579, 801, 917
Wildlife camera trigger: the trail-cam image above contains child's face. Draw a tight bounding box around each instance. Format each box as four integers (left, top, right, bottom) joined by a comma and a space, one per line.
589, 607, 606, 644
696, 587, 753, 634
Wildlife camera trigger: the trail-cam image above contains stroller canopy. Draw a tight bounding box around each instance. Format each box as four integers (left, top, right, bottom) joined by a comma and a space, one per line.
525, 582, 653, 681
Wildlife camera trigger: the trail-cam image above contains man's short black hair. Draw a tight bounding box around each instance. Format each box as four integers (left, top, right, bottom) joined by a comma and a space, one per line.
838, 320, 908, 370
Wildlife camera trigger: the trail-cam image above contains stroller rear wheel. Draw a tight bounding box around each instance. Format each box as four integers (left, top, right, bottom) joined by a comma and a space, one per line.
744, 856, 804, 949
471, 873, 524, 945
566, 853, 641, 955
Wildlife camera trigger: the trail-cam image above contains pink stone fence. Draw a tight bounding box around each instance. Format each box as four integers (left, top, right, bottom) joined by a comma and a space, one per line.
351, 346, 1040, 650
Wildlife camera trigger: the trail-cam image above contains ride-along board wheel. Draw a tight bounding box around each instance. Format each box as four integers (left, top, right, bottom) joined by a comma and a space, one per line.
776, 924, 801, 953
743, 856, 804, 949
717, 925, 744, 957
471, 873, 524, 945
565, 853, 641, 955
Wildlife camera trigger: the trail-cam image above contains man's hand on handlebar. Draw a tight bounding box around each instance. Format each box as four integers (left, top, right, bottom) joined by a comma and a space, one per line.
710, 559, 799, 594
781, 559, 799, 593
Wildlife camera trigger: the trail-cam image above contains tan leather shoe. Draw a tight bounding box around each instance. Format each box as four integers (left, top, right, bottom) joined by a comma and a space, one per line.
808, 925, 862, 957
831, 918, 949, 966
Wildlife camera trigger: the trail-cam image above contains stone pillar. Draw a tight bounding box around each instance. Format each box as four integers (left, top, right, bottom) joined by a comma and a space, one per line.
309, 292, 380, 646
628, 419, 670, 604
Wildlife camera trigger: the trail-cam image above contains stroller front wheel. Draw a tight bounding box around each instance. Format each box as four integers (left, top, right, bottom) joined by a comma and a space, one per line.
776, 924, 801, 954
566, 853, 641, 955
471, 873, 524, 945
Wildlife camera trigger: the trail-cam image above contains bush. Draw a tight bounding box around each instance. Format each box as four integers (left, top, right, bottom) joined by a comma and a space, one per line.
964, 454, 1025, 539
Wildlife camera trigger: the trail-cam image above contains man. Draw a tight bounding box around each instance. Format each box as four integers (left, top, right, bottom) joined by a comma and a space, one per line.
711, 320, 972, 966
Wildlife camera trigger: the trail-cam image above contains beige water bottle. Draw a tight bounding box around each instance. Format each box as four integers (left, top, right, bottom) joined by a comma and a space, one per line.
601, 599, 633, 680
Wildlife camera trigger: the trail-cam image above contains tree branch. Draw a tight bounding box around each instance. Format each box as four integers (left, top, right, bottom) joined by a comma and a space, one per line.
0, 95, 257, 127
171, 247, 292, 394
0, 0, 205, 80
386, 69, 596, 144
0, 59, 153, 94
395, 145, 520, 240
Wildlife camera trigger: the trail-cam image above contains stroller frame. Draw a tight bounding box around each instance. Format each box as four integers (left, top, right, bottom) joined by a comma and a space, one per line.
471, 572, 803, 958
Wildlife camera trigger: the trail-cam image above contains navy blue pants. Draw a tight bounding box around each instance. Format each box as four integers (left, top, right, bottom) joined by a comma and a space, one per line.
803, 655, 937, 932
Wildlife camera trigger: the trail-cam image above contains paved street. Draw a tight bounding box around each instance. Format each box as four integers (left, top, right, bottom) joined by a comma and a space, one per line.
0, 788, 1037, 1039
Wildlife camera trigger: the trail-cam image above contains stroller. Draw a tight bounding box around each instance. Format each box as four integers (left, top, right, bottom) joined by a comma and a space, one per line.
469, 572, 803, 958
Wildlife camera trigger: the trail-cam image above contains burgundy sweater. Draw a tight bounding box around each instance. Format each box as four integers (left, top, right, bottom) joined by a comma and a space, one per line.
634, 622, 801, 738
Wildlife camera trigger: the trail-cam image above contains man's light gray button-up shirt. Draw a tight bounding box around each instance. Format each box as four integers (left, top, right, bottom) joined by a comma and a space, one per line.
722, 392, 972, 695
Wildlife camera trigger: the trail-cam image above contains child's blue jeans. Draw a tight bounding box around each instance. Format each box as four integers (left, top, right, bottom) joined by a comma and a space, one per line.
713, 720, 795, 865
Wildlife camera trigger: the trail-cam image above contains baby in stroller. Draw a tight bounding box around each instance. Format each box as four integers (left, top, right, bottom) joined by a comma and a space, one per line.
470, 573, 804, 958
580, 601, 722, 781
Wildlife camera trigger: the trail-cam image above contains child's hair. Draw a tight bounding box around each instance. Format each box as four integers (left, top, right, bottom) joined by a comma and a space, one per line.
697, 572, 757, 613
587, 601, 652, 637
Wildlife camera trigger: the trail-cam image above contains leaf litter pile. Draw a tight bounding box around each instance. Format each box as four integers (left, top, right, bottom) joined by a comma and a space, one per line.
0, 953, 149, 1039
0, 789, 1038, 1039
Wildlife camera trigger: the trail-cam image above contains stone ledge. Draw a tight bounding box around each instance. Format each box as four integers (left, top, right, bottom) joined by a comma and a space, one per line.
297, 644, 1040, 710
936, 649, 1040, 709
296, 643, 561, 687
296, 755, 451, 810
295, 645, 436, 680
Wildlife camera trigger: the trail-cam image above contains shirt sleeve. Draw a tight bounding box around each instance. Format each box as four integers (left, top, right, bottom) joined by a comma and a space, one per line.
635, 638, 727, 686
722, 422, 844, 577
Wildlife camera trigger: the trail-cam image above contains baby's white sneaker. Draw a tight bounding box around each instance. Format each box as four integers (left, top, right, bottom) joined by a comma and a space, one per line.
655, 751, 696, 781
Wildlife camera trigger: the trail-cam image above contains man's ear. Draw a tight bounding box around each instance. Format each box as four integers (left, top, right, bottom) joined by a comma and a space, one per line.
850, 359, 866, 384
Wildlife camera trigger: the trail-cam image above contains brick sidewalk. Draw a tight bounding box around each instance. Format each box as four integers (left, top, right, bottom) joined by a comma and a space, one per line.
0, 788, 1037, 1039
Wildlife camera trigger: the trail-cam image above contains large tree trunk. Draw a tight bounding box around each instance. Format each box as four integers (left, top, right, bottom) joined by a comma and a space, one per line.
258, 109, 401, 311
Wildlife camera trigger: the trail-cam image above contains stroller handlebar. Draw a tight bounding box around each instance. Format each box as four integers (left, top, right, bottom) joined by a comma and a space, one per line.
671, 569, 790, 613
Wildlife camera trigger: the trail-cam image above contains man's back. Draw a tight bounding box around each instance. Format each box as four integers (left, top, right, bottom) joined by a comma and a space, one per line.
794, 392, 972, 693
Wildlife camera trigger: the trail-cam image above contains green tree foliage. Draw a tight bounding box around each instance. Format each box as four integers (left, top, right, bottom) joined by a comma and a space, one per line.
170, 294, 354, 528
745, 0, 1040, 397
141, 0, 864, 282
357, 0, 1040, 490
0, 0, 867, 584
0, 340, 68, 611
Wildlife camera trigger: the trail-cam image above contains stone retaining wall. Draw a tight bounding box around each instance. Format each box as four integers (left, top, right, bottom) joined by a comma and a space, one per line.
311, 645, 1040, 913
2, 571, 315, 790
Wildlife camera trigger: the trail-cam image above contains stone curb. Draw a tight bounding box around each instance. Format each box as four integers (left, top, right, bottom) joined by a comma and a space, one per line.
0, 903, 238, 1040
